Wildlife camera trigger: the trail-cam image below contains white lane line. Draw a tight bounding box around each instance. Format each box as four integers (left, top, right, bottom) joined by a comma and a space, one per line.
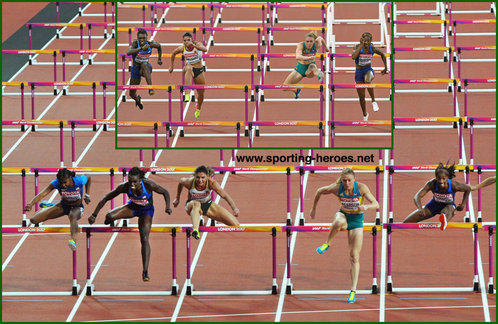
274, 152, 311, 322
81, 304, 496, 322
379, 149, 389, 322
171, 14, 237, 321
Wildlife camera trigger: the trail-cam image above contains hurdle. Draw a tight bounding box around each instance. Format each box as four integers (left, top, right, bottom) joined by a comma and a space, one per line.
392, 46, 452, 76
54, 2, 114, 37
27, 22, 115, 63
296, 165, 383, 226
2, 120, 66, 163
387, 164, 477, 223
392, 2, 444, 17
283, 224, 381, 295
460, 79, 496, 116
2, 81, 113, 120
183, 225, 279, 295
330, 83, 392, 121
393, 78, 457, 115
2, 49, 115, 69
247, 121, 324, 148
385, 222, 482, 293
84, 226, 180, 296
165, 121, 242, 148
483, 223, 496, 294
393, 117, 464, 164
117, 121, 162, 155
451, 19, 496, 50
392, 17, 448, 44
265, 26, 327, 52
257, 84, 324, 120
2, 226, 80, 296
455, 46, 496, 80
327, 2, 389, 47
329, 120, 392, 148
468, 118, 496, 164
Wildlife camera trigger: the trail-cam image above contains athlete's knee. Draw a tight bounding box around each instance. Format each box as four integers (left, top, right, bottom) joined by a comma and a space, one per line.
332, 216, 346, 229
350, 252, 360, 264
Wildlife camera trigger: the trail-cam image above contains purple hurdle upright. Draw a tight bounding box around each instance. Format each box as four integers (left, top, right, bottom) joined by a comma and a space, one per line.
22, 169, 27, 226
186, 228, 192, 295
388, 166, 394, 222
477, 166, 482, 221
488, 225, 495, 294
172, 227, 178, 295
59, 121, 64, 167
285, 227, 293, 294
110, 168, 115, 209
21, 83, 25, 125
272, 227, 278, 294
286, 167, 291, 225
473, 224, 479, 292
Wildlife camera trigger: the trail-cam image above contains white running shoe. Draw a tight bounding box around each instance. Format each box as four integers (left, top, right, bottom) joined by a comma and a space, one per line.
363, 112, 369, 121
317, 71, 324, 82
372, 101, 379, 112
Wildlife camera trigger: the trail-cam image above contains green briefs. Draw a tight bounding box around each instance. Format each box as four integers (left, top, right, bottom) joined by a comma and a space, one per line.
294, 62, 313, 77
340, 210, 364, 230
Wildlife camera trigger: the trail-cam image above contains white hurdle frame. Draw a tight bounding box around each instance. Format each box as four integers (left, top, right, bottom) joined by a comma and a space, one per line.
393, 2, 446, 38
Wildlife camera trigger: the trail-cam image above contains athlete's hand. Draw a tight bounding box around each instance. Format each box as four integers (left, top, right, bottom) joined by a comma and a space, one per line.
359, 37, 365, 46
173, 198, 179, 207
168, 66, 174, 74
88, 214, 97, 225
233, 208, 239, 217
456, 204, 464, 211
310, 208, 316, 219
165, 208, 172, 215
358, 205, 368, 212
84, 193, 91, 205
141, 44, 150, 51
157, 57, 163, 65
24, 203, 32, 212
381, 67, 388, 75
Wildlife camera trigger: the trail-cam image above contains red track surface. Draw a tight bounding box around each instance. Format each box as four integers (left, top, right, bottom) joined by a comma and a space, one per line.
2, 2, 496, 322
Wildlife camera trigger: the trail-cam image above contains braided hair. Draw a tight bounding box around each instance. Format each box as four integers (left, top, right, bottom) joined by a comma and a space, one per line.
435, 162, 456, 179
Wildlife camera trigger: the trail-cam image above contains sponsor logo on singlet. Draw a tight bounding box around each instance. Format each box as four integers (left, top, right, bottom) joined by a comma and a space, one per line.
130, 196, 149, 206
341, 197, 361, 210
358, 53, 373, 66
433, 192, 454, 204
61, 190, 81, 202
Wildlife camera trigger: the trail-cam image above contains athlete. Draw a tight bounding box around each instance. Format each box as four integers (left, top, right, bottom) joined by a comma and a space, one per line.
88, 167, 172, 281
169, 32, 208, 119
127, 28, 162, 110
310, 167, 379, 303
283, 31, 329, 99
173, 165, 239, 239
403, 163, 471, 230
352, 32, 388, 120
24, 168, 91, 251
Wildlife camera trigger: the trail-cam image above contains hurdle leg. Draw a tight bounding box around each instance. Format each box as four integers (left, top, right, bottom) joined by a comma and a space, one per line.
285, 227, 293, 294
85, 228, 94, 296
72, 249, 80, 295
272, 227, 278, 294
387, 225, 393, 292
186, 228, 193, 295
372, 226, 378, 294
489, 226, 494, 294
22, 169, 27, 226
171, 228, 179, 295
473, 224, 479, 292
